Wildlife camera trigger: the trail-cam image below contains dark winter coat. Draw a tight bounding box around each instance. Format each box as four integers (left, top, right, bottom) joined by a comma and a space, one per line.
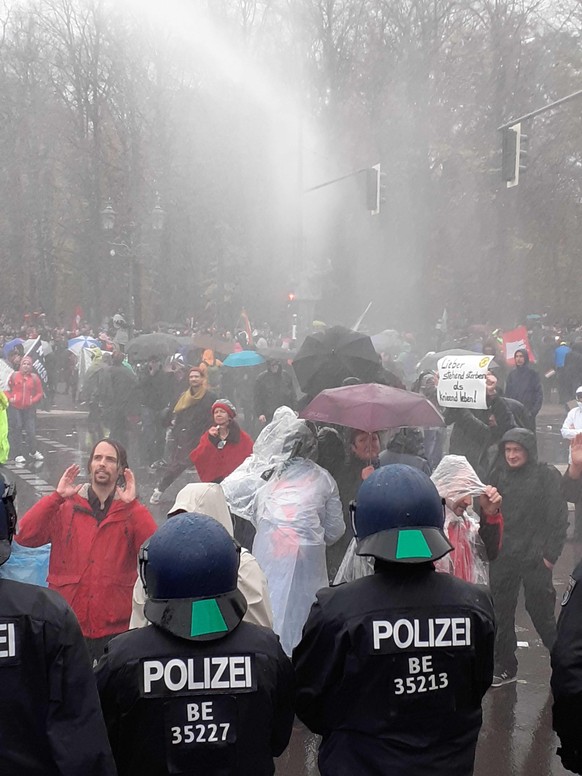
552, 558, 582, 772
489, 428, 568, 565
172, 390, 216, 451
139, 368, 173, 411
445, 392, 532, 479
293, 563, 495, 776
0, 578, 115, 775
96, 620, 294, 776
505, 349, 543, 417
253, 367, 296, 422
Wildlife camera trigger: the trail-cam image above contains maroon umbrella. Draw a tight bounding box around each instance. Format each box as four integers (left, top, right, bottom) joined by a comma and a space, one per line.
299, 383, 444, 432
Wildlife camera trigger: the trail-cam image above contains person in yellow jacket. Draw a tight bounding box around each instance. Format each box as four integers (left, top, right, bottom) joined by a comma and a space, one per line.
0, 391, 9, 463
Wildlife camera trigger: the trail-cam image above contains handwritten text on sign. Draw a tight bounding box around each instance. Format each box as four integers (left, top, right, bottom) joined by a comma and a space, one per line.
437, 355, 493, 410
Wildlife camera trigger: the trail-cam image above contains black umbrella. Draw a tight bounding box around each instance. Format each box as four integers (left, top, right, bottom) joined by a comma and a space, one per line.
126, 333, 179, 362
292, 326, 381, 396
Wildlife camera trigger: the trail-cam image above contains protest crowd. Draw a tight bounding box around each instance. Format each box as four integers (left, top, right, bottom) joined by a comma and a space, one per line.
4, 305, 582, 775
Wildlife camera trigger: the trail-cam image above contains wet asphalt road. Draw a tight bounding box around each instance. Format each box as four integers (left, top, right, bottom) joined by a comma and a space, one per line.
5, 400, 578, 776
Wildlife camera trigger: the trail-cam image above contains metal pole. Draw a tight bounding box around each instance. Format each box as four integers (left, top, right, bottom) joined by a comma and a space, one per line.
128, 255, 135, 339
498, 87, 582, 130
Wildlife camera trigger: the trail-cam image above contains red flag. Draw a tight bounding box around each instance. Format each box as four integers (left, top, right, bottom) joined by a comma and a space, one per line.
71, 305, 84, 335
502, 326, 535, 366
238, 309, 254, 347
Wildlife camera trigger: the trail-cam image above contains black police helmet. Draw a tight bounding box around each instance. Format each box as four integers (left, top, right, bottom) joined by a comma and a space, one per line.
140, 513, 247, 641
353, 465, 451, 564
0, 476, 17, 566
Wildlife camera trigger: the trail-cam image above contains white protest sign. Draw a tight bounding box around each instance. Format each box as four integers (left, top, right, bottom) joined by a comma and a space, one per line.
437, 355, 493, 410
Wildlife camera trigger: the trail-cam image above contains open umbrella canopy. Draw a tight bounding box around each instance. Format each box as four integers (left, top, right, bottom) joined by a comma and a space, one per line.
299, 383, 444, 432
223, 350, 265, 367
3, 338, 24, 356
126, 332, 179, 362
68, 336, 100, 356
292, 325, 380, 395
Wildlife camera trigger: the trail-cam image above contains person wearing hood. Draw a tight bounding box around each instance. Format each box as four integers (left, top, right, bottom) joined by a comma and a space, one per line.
253, 358, 296, 425
189, 399, 254, 484
561, 389, 582, 540
96, 514, 294, 776
200, 348, 223, 392
487, 427, 568, 686
131, 482, 273, 629
79, 346, 109, 446
248, 421, 345, 655
431, 455, 503, 584
444, 369, 532, 479
505, 348, 543, 420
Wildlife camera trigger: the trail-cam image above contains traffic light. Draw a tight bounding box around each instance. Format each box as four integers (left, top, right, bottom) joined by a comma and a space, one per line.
366, 163, 385, 215
502, 122, 527, 188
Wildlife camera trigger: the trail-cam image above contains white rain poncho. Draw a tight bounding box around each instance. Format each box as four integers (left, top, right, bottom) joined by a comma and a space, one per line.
251, 457, 344, 659
221, 406, 299, 522
431, 455, 489, 585
335, 455, 491, 586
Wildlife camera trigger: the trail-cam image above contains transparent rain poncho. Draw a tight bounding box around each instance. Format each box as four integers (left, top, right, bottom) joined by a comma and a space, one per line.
431, 455, 489, 585
224, 409, 345, 655
251, 457, 344, 655
334, 455, 491, 586
222, 406, 302, 522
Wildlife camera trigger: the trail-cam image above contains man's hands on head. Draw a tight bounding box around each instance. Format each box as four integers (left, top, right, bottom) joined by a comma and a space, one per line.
479, 485, 502, 515
56, 465, 83, 499
116, 468, 136, 503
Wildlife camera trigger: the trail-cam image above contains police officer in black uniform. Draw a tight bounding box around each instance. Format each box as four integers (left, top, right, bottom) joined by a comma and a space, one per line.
551, 557, 582, 775
551, 432, 582, 774
293, 464, 496, 776
0, 475, 115, 775
96, 512, 294, 775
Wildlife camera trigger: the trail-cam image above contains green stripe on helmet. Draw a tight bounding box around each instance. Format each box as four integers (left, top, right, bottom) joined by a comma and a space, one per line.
191, 599, 228, 637
395, 529, 433, 560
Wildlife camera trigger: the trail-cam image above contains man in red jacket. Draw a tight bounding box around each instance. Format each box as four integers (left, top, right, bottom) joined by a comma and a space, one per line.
17, 438, 157, 662
6, 354, 44, 463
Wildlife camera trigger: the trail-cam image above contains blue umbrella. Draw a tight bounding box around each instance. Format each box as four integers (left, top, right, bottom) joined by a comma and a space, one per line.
3, 338, 24, 357
223, 350, 265, 367
68, 336, 100, 356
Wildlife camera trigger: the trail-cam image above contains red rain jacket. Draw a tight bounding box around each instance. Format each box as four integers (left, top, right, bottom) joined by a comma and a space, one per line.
6, 371, 43, 409
17, 487, 157, 638
190, 422, 253, 483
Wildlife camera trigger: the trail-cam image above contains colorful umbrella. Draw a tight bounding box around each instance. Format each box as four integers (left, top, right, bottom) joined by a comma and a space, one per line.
299, 383, 444, 432
68, 336, 100, 356
223, 350, 265, 367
